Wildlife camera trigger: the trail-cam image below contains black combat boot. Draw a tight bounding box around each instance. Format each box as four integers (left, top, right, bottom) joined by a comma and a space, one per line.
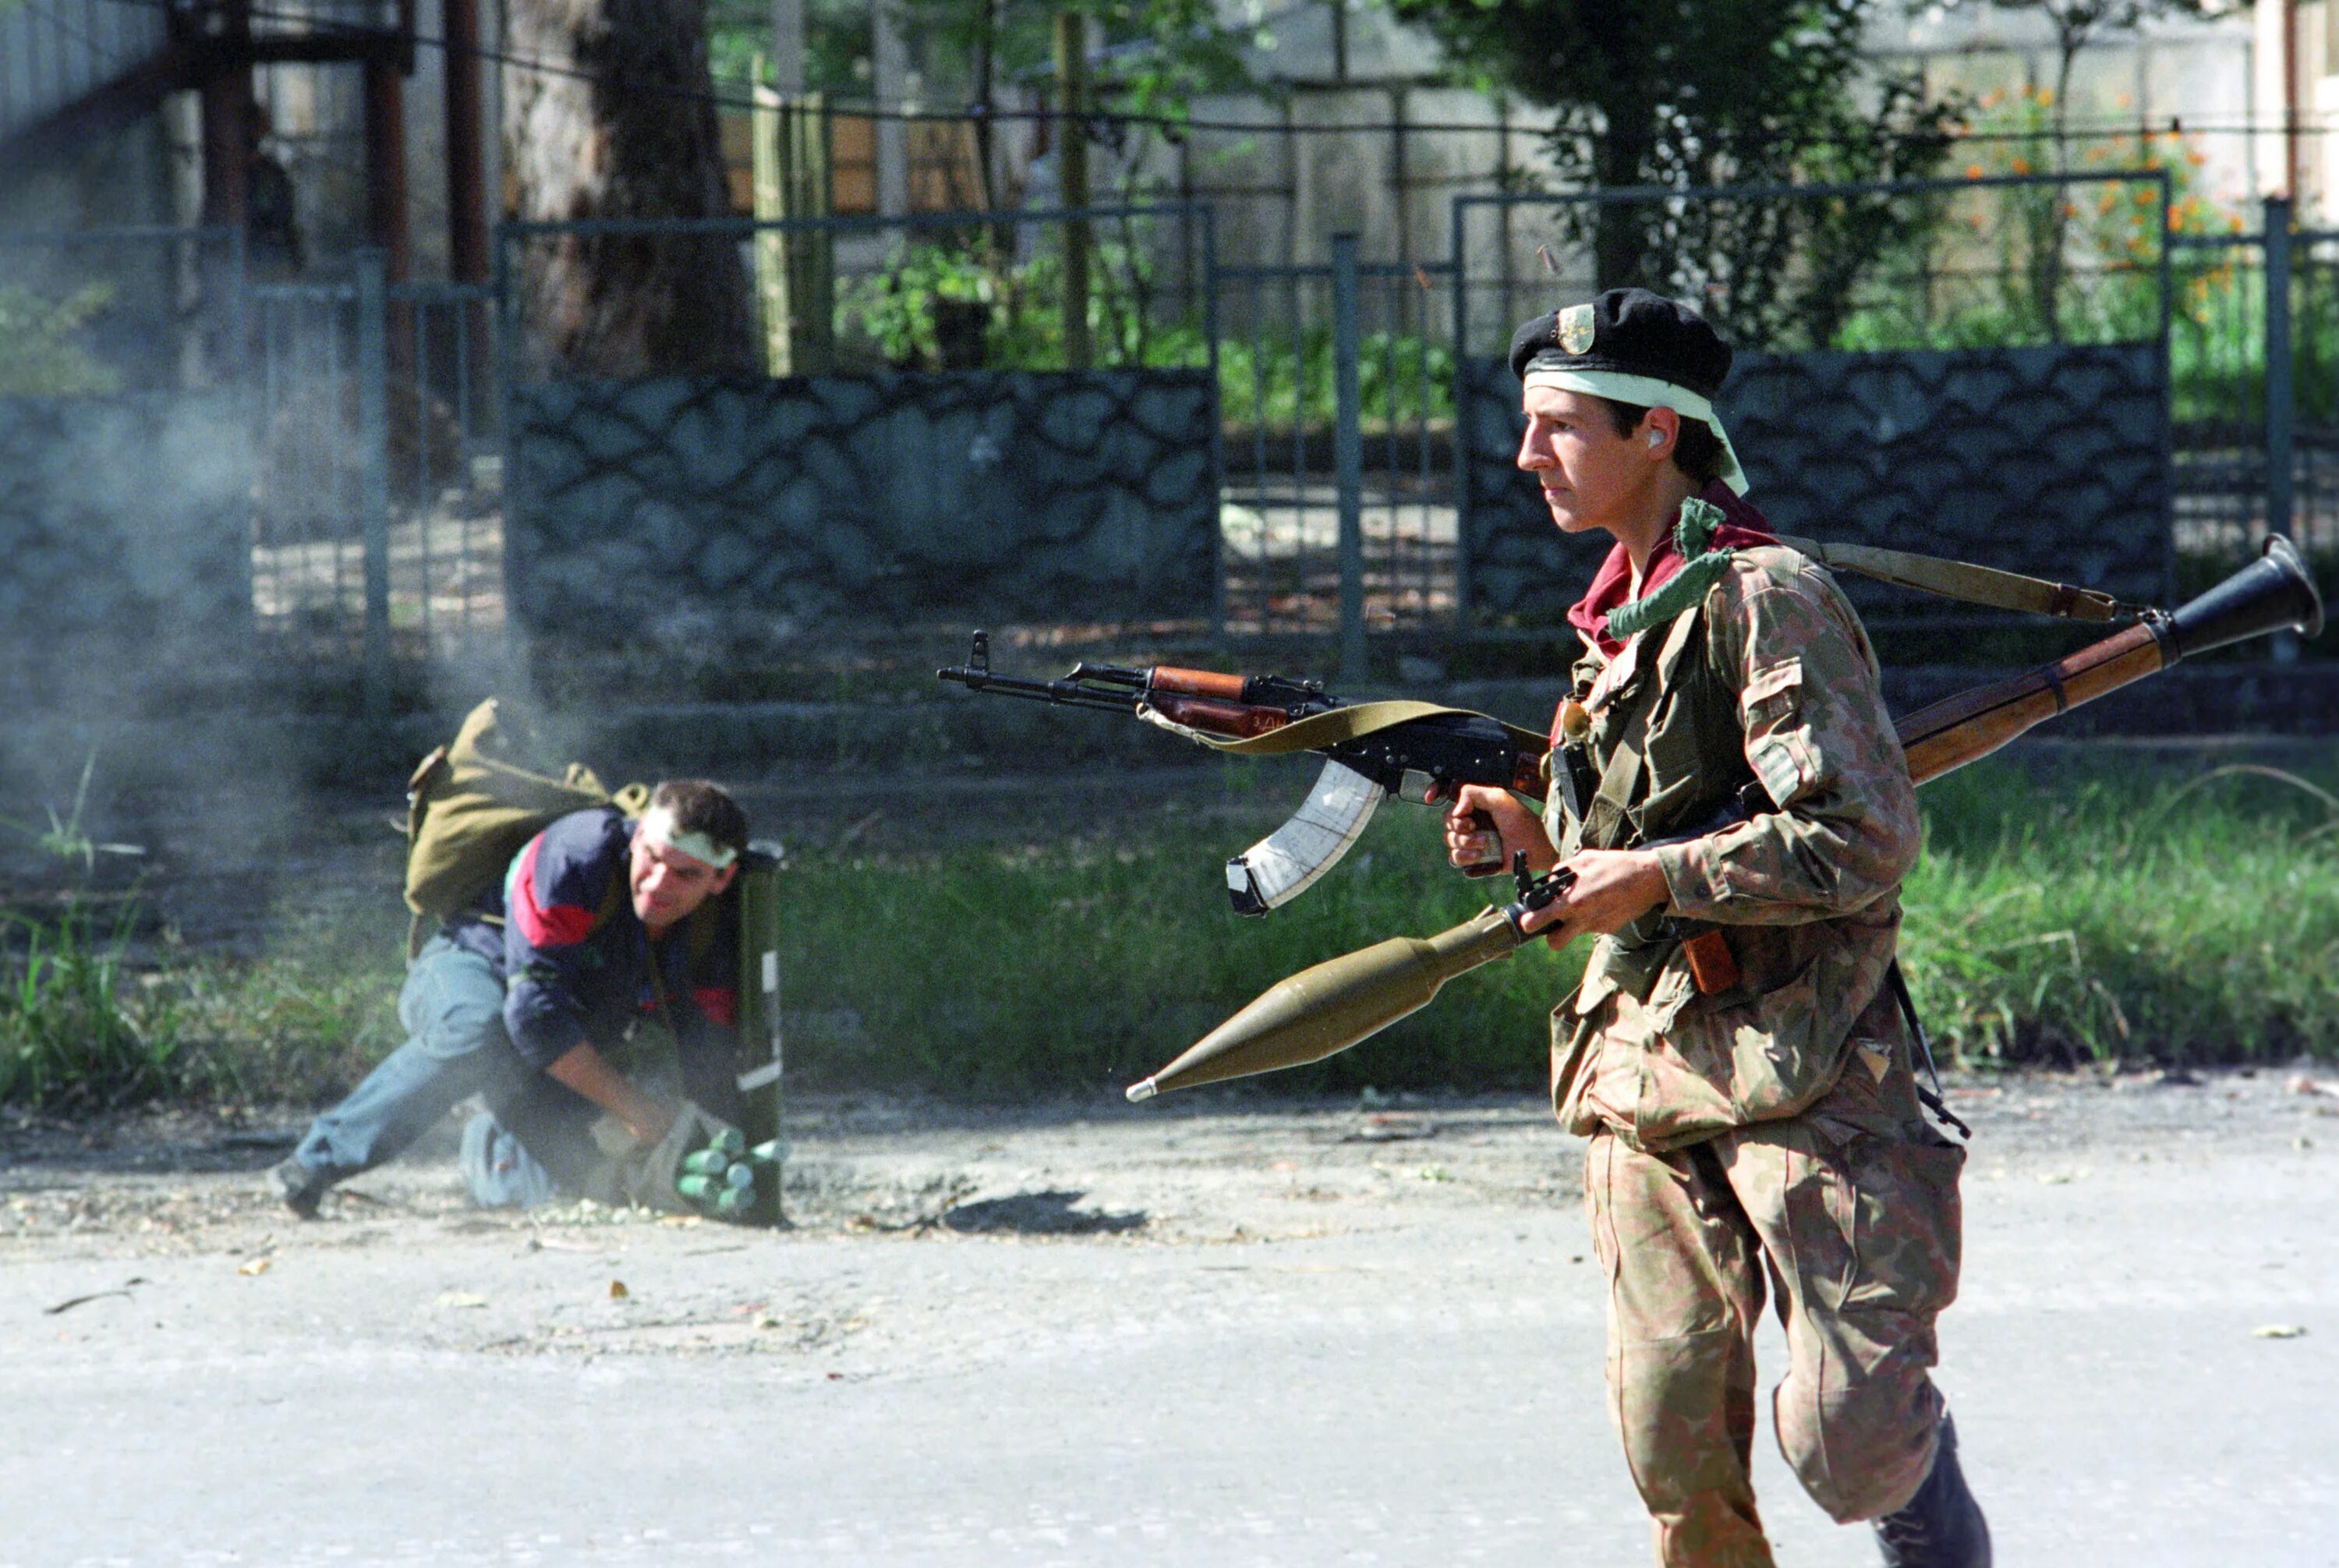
1873, 1412, 1990, 1568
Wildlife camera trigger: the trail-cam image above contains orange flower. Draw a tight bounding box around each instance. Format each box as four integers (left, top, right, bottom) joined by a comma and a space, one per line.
1966, 163, 1987, 179
2011, 155, 2033, 175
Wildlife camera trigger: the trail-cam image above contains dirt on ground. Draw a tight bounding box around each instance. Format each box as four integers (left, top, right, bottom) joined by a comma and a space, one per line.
6, 1066, 2336, 1337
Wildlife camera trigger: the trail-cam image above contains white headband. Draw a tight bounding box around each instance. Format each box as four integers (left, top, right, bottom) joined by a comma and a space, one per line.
1522, 366, 1748, 495
637, 805, 738, 871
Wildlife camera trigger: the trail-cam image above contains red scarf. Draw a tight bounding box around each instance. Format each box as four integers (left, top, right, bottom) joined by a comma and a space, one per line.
1564, 481, 1776, 661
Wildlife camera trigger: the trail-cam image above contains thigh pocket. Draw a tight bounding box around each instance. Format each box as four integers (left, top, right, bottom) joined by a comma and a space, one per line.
1840, 1132, 1965, 1316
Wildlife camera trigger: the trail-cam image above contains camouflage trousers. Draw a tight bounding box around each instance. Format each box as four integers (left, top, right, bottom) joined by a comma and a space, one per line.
1584, 1071, 1966, 1568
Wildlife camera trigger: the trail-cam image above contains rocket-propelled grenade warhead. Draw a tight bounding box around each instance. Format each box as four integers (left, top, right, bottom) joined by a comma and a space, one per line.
1130, 855, 1581, 1101
1125, 904, 1527, 1101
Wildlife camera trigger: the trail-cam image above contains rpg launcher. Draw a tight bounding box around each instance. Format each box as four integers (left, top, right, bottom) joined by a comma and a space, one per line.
937, 631, 1550, 914
1126, 536, 2326, 1102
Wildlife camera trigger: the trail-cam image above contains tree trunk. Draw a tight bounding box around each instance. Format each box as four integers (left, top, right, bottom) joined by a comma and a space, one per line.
1592, 122, 1648, 292
503, 0, 756, 376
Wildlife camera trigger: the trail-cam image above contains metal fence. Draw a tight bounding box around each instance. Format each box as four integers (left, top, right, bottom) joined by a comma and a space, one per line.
2, 175, 2329, 713
1213, 241, 1456, 667
2169, 196, 2339, 563
248, 257, 502, 709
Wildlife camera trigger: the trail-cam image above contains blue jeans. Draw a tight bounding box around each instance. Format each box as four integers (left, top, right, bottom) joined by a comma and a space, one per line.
288, 936, 607, 1207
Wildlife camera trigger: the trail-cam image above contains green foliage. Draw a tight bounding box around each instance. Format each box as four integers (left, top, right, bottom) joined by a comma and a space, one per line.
834, 242, 1003, 367
1219, 325, 1456, 433
711, 0, 1259, 119
770, 757, 2339, 1099
1900, 759, 2339, 1067
0, 283, 122, 397
0, 894, 185, 1111
834, 229, 1208, 371
1387, 0, 1962, 346
777, 799, 1584, 1099
1824, 94, 2227, 353
706, 0, 870, 90
161, 929, 405, 1105
833, 235, 1454, 434
0, 759, 174, 1110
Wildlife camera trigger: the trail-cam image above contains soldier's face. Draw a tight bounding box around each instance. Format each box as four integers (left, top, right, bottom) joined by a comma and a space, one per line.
1516, 387, 1668, 538
628, 831, 736, 934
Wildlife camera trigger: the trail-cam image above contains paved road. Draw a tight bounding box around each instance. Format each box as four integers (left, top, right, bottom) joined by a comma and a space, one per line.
4, 1078, 2336, 1566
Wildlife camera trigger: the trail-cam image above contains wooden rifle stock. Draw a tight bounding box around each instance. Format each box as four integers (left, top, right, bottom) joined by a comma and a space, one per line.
1144, 666, 1251, 703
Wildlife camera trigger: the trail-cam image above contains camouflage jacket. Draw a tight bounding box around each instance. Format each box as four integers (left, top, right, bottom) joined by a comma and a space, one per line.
1546, 544, 1924, 1152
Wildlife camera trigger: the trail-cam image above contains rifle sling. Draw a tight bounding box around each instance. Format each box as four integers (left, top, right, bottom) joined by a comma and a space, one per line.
1139, 699, 1548, 760
1772, 535, 2141, 623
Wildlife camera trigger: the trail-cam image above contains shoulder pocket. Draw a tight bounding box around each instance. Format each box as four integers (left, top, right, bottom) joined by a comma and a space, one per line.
1741, 656, 1803, 727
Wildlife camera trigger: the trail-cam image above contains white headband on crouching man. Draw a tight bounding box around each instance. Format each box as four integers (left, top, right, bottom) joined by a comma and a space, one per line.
1509, 291, 1749, 496
637, 805, 738, 871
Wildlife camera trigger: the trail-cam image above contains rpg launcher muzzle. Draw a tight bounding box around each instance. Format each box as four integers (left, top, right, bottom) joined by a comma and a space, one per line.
1127, 539, 2325, 1101
1895, 536, 2323, 784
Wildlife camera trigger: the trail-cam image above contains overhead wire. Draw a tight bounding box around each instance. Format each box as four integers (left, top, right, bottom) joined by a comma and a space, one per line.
82, 0, 2329, 152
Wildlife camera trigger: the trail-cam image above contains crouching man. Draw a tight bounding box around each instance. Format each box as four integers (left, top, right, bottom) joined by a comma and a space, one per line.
275, 780, 752, 1216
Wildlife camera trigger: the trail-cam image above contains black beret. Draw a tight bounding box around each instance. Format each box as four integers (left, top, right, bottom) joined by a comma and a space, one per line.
1508, 287, 1733, 398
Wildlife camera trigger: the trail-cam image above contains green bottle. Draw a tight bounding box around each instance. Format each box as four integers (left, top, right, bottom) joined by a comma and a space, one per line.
676, 1173, 724, 1202
711, 1187, 752, 1218
723, 1162, 756, 1191
748, 1139, 787, 1165
681, 1149, 732, 1176
707, 1127, 746, 1156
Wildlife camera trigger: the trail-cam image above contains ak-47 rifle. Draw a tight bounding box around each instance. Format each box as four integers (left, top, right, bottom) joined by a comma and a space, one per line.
1124, 536, 2327, 1102
938, 632, 1550, 914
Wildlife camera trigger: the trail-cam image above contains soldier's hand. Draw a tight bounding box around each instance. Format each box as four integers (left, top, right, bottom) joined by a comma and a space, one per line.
1430, 784, 1555, 876
1516, 848, 1669, 950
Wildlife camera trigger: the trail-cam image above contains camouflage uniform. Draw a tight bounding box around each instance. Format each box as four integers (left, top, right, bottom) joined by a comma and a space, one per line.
1546, 544, 1964, 1568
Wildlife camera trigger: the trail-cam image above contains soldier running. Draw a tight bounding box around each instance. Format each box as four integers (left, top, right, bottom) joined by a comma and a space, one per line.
1438, 288, 1990, 1568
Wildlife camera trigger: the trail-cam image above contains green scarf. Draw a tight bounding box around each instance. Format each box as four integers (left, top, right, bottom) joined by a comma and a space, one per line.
1605, 497, 1736, 641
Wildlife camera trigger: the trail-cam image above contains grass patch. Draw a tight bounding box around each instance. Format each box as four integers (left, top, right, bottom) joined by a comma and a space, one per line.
776, 755, 2339, 1096
59, 751, 2336, 1108
161, 924, 407, 1105
778, 812, 1586, 1101
1900, 759, 2339, 1068
0, 892, 188, 1111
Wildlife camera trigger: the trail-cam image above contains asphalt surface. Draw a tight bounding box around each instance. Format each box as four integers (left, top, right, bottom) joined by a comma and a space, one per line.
4, 1072, 2337, 1566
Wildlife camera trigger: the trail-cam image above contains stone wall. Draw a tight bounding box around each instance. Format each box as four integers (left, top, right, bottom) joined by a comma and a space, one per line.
1460, 342, 2171, 624
506, 369, 1219, 645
